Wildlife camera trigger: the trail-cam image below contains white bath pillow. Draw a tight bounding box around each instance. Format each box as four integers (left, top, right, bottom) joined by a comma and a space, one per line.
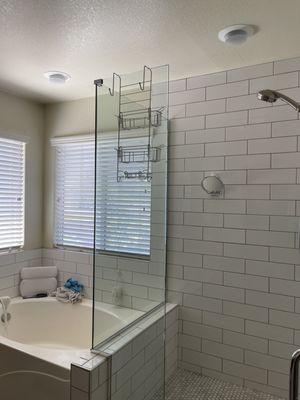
20, 277, 57, 298
21, 266, 57, 280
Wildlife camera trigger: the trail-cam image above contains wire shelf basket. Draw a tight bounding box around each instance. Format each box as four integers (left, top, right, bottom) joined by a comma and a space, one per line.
117, 145, 160, 164
120, 170, 152, 181
119, 109, 162, 130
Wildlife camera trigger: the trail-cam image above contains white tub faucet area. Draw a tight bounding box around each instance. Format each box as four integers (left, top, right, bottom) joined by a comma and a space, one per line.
0, 297, 11, 324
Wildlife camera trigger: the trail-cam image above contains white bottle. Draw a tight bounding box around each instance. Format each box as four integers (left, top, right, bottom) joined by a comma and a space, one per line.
112, 270, 123, 306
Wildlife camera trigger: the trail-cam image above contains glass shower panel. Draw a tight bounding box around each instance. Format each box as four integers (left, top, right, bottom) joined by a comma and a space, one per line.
149, 65, 169, 308
92, 65, 168, 400
92, 79, 121, 348
92, 65, 169, 354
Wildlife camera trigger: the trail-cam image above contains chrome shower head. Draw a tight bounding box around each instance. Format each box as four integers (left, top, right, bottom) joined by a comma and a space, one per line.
257, 89, 300, 112
257, 89, 279, 103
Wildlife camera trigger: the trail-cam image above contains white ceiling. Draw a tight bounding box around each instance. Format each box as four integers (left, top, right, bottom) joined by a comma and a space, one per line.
1, 0, 300, 103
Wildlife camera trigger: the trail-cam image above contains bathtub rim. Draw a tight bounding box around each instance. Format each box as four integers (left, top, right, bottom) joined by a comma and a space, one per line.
0, 296, 144, 370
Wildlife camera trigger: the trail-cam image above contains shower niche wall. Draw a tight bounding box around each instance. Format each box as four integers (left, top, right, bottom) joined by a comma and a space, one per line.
92, 65, 169, 350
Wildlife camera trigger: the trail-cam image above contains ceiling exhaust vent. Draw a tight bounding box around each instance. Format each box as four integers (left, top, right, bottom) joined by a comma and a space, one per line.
44, 71, 71, 84
218, 25, 255, 45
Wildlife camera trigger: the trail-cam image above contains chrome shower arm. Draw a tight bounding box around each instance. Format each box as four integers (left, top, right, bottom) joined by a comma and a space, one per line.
275, 91, 300, 112
258, 89, 300, 112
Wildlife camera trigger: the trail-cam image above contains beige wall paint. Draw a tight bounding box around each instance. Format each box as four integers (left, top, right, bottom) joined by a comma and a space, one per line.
44, 97, 94, 247
0, 91, 44, 249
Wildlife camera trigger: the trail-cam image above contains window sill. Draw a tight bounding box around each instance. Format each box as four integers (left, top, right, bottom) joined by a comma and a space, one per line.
54, 245, 150, 261
0, 247, 24, 256
96, 250, 150, 261
54, 245, 93, 254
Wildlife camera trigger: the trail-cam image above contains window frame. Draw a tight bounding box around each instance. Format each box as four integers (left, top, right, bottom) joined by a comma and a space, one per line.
52, 135, 95, 251
52, 134, 151, 258
0, 136, 26, 252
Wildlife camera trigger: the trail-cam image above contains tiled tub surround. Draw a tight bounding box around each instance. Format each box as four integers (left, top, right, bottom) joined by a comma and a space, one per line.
0, 247, 92, 299
0, 249, 42, 297
1, 246, 166, 315
42, 248, 94, 299
43, 248, 166, 312
166, 57, 300, 398
70, 304, 178, 400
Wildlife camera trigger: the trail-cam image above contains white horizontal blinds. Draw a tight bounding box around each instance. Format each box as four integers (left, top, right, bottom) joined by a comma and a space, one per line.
0, 137, 25, 250
96, 135, 151, 256
54, 139, 95, 249
53, 134, 151, 255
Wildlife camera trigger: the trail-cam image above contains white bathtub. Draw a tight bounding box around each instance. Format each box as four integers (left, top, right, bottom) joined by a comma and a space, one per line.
0, 297, 143, 369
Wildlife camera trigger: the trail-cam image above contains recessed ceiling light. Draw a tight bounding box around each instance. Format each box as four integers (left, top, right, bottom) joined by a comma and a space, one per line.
218, 24, 255, 45
44, 71, 71, 84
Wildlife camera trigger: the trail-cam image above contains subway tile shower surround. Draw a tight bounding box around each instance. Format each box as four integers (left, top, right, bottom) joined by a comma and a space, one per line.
167, 57, 300, 399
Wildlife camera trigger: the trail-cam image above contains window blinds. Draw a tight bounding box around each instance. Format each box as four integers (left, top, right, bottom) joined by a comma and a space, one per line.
0, 137, 25, 250
96, 135, 151, 256
54, 139, 95, 249
53, 135, 151, 256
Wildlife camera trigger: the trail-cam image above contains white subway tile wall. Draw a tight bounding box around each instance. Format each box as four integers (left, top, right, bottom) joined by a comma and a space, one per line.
42, 248, 94, 299
42, 249, 166, 311
167, 56, 300, 398
70, 306, 178, 400
0, 249, 42, 297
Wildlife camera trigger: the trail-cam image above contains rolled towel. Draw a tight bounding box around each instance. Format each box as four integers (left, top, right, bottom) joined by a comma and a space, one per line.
20, 277, 57, 298
21, 266, 57, 280
50, 287, 82, 304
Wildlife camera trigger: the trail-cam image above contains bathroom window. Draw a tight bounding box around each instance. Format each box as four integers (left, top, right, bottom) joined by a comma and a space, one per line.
0, 137, 25, 250
53, 135, 151, 255
96, 135, 151, 257
53, 137, 95, 249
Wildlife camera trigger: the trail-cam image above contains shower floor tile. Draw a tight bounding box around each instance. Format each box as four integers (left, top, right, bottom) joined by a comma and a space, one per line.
153, 368, 285, 400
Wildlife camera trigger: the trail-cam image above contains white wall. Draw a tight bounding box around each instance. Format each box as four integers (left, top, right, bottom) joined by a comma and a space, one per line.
0, 90, 44, 249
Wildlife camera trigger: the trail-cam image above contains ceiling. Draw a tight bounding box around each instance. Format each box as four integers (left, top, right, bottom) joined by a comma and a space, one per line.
1, 0, 300, 103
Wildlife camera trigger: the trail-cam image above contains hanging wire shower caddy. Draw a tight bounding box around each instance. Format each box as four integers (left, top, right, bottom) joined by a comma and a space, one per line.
119, 109, 162, 130
107, 66, 162, 181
